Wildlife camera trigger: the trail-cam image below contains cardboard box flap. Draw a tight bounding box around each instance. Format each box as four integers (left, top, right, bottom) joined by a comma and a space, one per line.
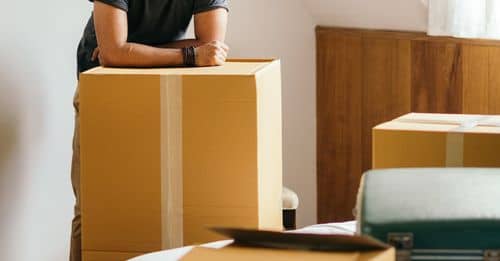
397, 113, 500, 127
211, 227, 390, 251
181, 246, 395, 261
82, 59, 278, 76
375, 113, 500, 134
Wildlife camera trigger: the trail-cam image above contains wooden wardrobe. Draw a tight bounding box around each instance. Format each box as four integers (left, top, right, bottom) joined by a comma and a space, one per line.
317, 26, 500, 223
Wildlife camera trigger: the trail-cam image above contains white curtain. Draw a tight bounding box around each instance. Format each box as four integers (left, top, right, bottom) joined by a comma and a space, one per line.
427, 0, 500, 40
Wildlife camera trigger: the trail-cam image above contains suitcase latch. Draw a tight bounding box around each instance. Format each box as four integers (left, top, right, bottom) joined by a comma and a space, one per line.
388, 233, 413, 249
388, 233, 413, 261
485, 250, 500, 261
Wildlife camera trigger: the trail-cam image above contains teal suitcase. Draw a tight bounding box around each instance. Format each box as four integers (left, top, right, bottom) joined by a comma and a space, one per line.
357, 168, 500, 261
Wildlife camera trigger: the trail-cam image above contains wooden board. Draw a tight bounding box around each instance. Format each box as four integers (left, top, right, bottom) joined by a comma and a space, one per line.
411, 41, 462, 113
317, 26, 500, 223
361, 37, 412, 183
316, 29, 362, 222
462, 45, 490, 114
489, 48, 500, 114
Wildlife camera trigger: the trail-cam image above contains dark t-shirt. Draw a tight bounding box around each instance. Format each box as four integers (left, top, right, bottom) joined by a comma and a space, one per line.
77, 0, 228, 76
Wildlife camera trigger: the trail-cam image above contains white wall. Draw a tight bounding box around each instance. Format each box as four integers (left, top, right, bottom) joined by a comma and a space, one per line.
304, 0, 428, 31
0, 1, 90, 260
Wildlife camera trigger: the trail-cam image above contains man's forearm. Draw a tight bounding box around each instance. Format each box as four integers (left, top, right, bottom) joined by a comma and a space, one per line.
99, 42, 184, 67
157, 39, 204, 49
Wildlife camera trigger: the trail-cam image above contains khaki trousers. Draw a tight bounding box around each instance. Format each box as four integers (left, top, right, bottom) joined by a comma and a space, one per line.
70, 85, 81, 261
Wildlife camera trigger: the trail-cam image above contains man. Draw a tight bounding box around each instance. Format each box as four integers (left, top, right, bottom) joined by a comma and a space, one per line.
71, 1, 229, 260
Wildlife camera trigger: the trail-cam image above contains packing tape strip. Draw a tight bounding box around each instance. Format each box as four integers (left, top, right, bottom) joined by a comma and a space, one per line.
445, 116, 500, 167
396, 115, 500, 129
161, 75, 184, 249
446, 117, 486, 167
446, 133, 464, 167
451, 116, 499, 132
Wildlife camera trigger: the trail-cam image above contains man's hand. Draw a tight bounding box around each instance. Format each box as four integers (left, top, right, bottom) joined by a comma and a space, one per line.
195, 41, 229, 66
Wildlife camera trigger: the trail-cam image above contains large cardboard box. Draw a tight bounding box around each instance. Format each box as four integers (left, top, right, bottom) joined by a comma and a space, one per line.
79, 59, 283, 260
373, 113, 500, 168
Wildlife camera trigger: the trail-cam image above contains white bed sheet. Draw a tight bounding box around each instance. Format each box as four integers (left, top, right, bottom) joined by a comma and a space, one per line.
129, 221, 357, 261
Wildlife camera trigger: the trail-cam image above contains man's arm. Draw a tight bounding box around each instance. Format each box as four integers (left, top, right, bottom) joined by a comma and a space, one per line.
93, 1, 228, 67
159, 39, 203, 49
158, 8, 228, 57
195, 8, 227, 42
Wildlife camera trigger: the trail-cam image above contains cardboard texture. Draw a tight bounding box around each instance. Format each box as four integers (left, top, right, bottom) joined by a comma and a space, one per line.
181, 246, 395, 261
82, 251, 143, 261
79, 59, 283, 259
373, 113, 500, 168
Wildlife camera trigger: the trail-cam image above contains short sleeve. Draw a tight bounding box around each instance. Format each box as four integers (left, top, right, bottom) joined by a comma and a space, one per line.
193, 0, 229, 14
89, 0, 128, 12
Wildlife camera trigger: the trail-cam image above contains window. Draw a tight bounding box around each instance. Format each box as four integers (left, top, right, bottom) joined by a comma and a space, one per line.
427, 0, 500, 39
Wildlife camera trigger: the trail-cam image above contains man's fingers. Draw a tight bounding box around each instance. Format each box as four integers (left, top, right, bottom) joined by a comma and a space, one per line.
221, 42, 229, 52
215, 55, 225, 66
217, 47, 227, 59
208, 45, 227, 59
210, 40, 229, 52
218, 42, 229, 52
216, 53, 226, 61
196, 41, 228, 66
215, 53, 226, 64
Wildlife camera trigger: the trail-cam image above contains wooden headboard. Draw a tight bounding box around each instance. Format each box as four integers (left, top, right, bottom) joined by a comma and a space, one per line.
316, 26, 500, 223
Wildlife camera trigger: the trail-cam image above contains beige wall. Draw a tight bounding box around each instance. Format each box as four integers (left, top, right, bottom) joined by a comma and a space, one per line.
304, 0, 428, 31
